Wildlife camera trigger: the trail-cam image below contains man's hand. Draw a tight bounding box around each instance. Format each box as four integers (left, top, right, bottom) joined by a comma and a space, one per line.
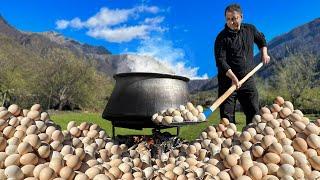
261, 47, 270, 64
261, 54, 270, 64
226, 69, 241, 89
231, 76, 241, 89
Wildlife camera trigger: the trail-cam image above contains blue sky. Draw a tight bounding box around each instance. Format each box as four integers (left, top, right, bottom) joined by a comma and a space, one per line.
1, 0, 319, 79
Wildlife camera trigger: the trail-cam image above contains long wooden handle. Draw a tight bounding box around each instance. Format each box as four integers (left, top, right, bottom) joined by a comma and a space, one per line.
204, 62, 263, 116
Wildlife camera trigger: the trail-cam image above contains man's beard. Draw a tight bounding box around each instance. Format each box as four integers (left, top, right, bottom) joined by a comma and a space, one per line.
232, 23, 240, 30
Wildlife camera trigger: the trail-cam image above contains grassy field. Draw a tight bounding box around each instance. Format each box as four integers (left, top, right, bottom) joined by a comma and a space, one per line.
51, 111, 319, 141
51, 111, 247, 141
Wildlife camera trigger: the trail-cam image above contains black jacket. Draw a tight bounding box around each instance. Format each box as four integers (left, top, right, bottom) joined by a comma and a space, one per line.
214, 23, 267, 79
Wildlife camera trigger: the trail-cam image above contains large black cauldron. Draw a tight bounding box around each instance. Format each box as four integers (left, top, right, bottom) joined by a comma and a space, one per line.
102, 72, 190, 130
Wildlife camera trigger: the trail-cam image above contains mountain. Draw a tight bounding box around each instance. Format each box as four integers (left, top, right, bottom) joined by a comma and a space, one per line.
189, 18, 320, 93
257, 17, 320, 78
0, 15, 177, 79
0, 15, 117, 76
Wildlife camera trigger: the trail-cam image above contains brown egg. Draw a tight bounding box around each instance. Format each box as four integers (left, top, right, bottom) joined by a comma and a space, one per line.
261, 135, 275, 149
4, 165, 24, 179
17, 142, 32, 155
162, 116, 173, 125
223, 128, 234, 138
277, 164, 295, 177
59, 166, 75, 180
266, 163, 279, 176
21, 164, 35, 178
49, 157, 64, 174
260, 107, 271, 115
5, 154, 20, 167
60, 145, 73, 156
263, 153, 280, 164
305, 123, 320, 136
279, 107, 292, 118
252, 145, 264, 158
30, 104, 42, 111
240, 157, 253, 172
74, 173, 89, 180
20, 153, 38, 165
237, 175, 252, 180
40, 112, 49, 121
217, 171, 231, 180
51, 130, 64, 142
291, 121, 305, 133
33, 164, 47, 178
50, 141, 63, 151
293, 167, 304, 179
270, 104, 281, 113
283, 101, 294, 111
94, 174, 112, 180
87, 130, 99, 138
310, 155, 320, 171
229, 165, 244, 179
292, 137, 308, 152
268, 142, 283, 154
252, 115, 261, 124
38, 144, 51, 159
108, 166, 121, 179
3, 126, 15, 139
240, 131, 251, 141
307, 134, 320, 149
45, 126, 56, 137
205, 164, 220, 176
39, 167, 56, 180
288, 113, 302, 122
70, 127, 81, 137
280, 153, 295, 165
0, 119, 8, 132
241, 141, 252, 151
274, 96, 285, 106
66, 155, 81, 170
8, 104, 21, 116
0, 110, 11, 120
247, 166, 262, 180
24, 134, 41, 149
282, 145, 294, 155
27, 110, 40, 121
261, 113, 274, 122
224, 154, 238, 168
284, 128, 296, 140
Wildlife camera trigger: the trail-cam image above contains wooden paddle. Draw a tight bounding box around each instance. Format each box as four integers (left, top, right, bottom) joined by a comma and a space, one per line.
203, 62, 264, 118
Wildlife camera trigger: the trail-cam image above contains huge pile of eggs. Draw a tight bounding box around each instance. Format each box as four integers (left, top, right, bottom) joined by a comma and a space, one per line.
152, 102, 206, 125
1, 96, 320, 179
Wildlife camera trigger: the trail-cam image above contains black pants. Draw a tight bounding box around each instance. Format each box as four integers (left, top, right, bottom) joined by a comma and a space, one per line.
218, 76, 259, 125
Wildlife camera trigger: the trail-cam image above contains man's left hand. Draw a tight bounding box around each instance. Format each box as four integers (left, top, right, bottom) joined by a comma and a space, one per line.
261, 54, 270, 64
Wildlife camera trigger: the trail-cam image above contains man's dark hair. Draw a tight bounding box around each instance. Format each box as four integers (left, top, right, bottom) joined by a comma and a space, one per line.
225, 4, 242, 15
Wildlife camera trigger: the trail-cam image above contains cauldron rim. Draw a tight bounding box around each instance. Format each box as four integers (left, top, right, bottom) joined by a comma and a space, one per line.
113, 72, 190, 82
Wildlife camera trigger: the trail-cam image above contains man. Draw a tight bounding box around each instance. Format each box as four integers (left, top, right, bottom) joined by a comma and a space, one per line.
214, 4, 270, 124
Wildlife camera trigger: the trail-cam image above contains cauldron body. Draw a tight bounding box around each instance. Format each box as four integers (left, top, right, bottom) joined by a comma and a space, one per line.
102, 72, 190, 129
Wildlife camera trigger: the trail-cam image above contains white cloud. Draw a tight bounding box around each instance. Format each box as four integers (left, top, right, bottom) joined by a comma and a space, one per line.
87, 25, 149, 43
144, 16, 165, 24
55, 5, 164, 42
127, 37, 208, 79
135, 5, 159, 14
55, 5, 207, 79
56, 20, 69, 29
86, 7, 134, 28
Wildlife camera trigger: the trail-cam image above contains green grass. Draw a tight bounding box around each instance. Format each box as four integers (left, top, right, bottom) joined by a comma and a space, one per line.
51, 111, 247, 141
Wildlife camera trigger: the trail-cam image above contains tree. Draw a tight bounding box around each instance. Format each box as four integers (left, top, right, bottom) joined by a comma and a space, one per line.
273, 53, 319, 108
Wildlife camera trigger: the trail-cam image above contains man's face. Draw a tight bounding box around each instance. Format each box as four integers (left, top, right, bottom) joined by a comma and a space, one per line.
225, 11, 242, 31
